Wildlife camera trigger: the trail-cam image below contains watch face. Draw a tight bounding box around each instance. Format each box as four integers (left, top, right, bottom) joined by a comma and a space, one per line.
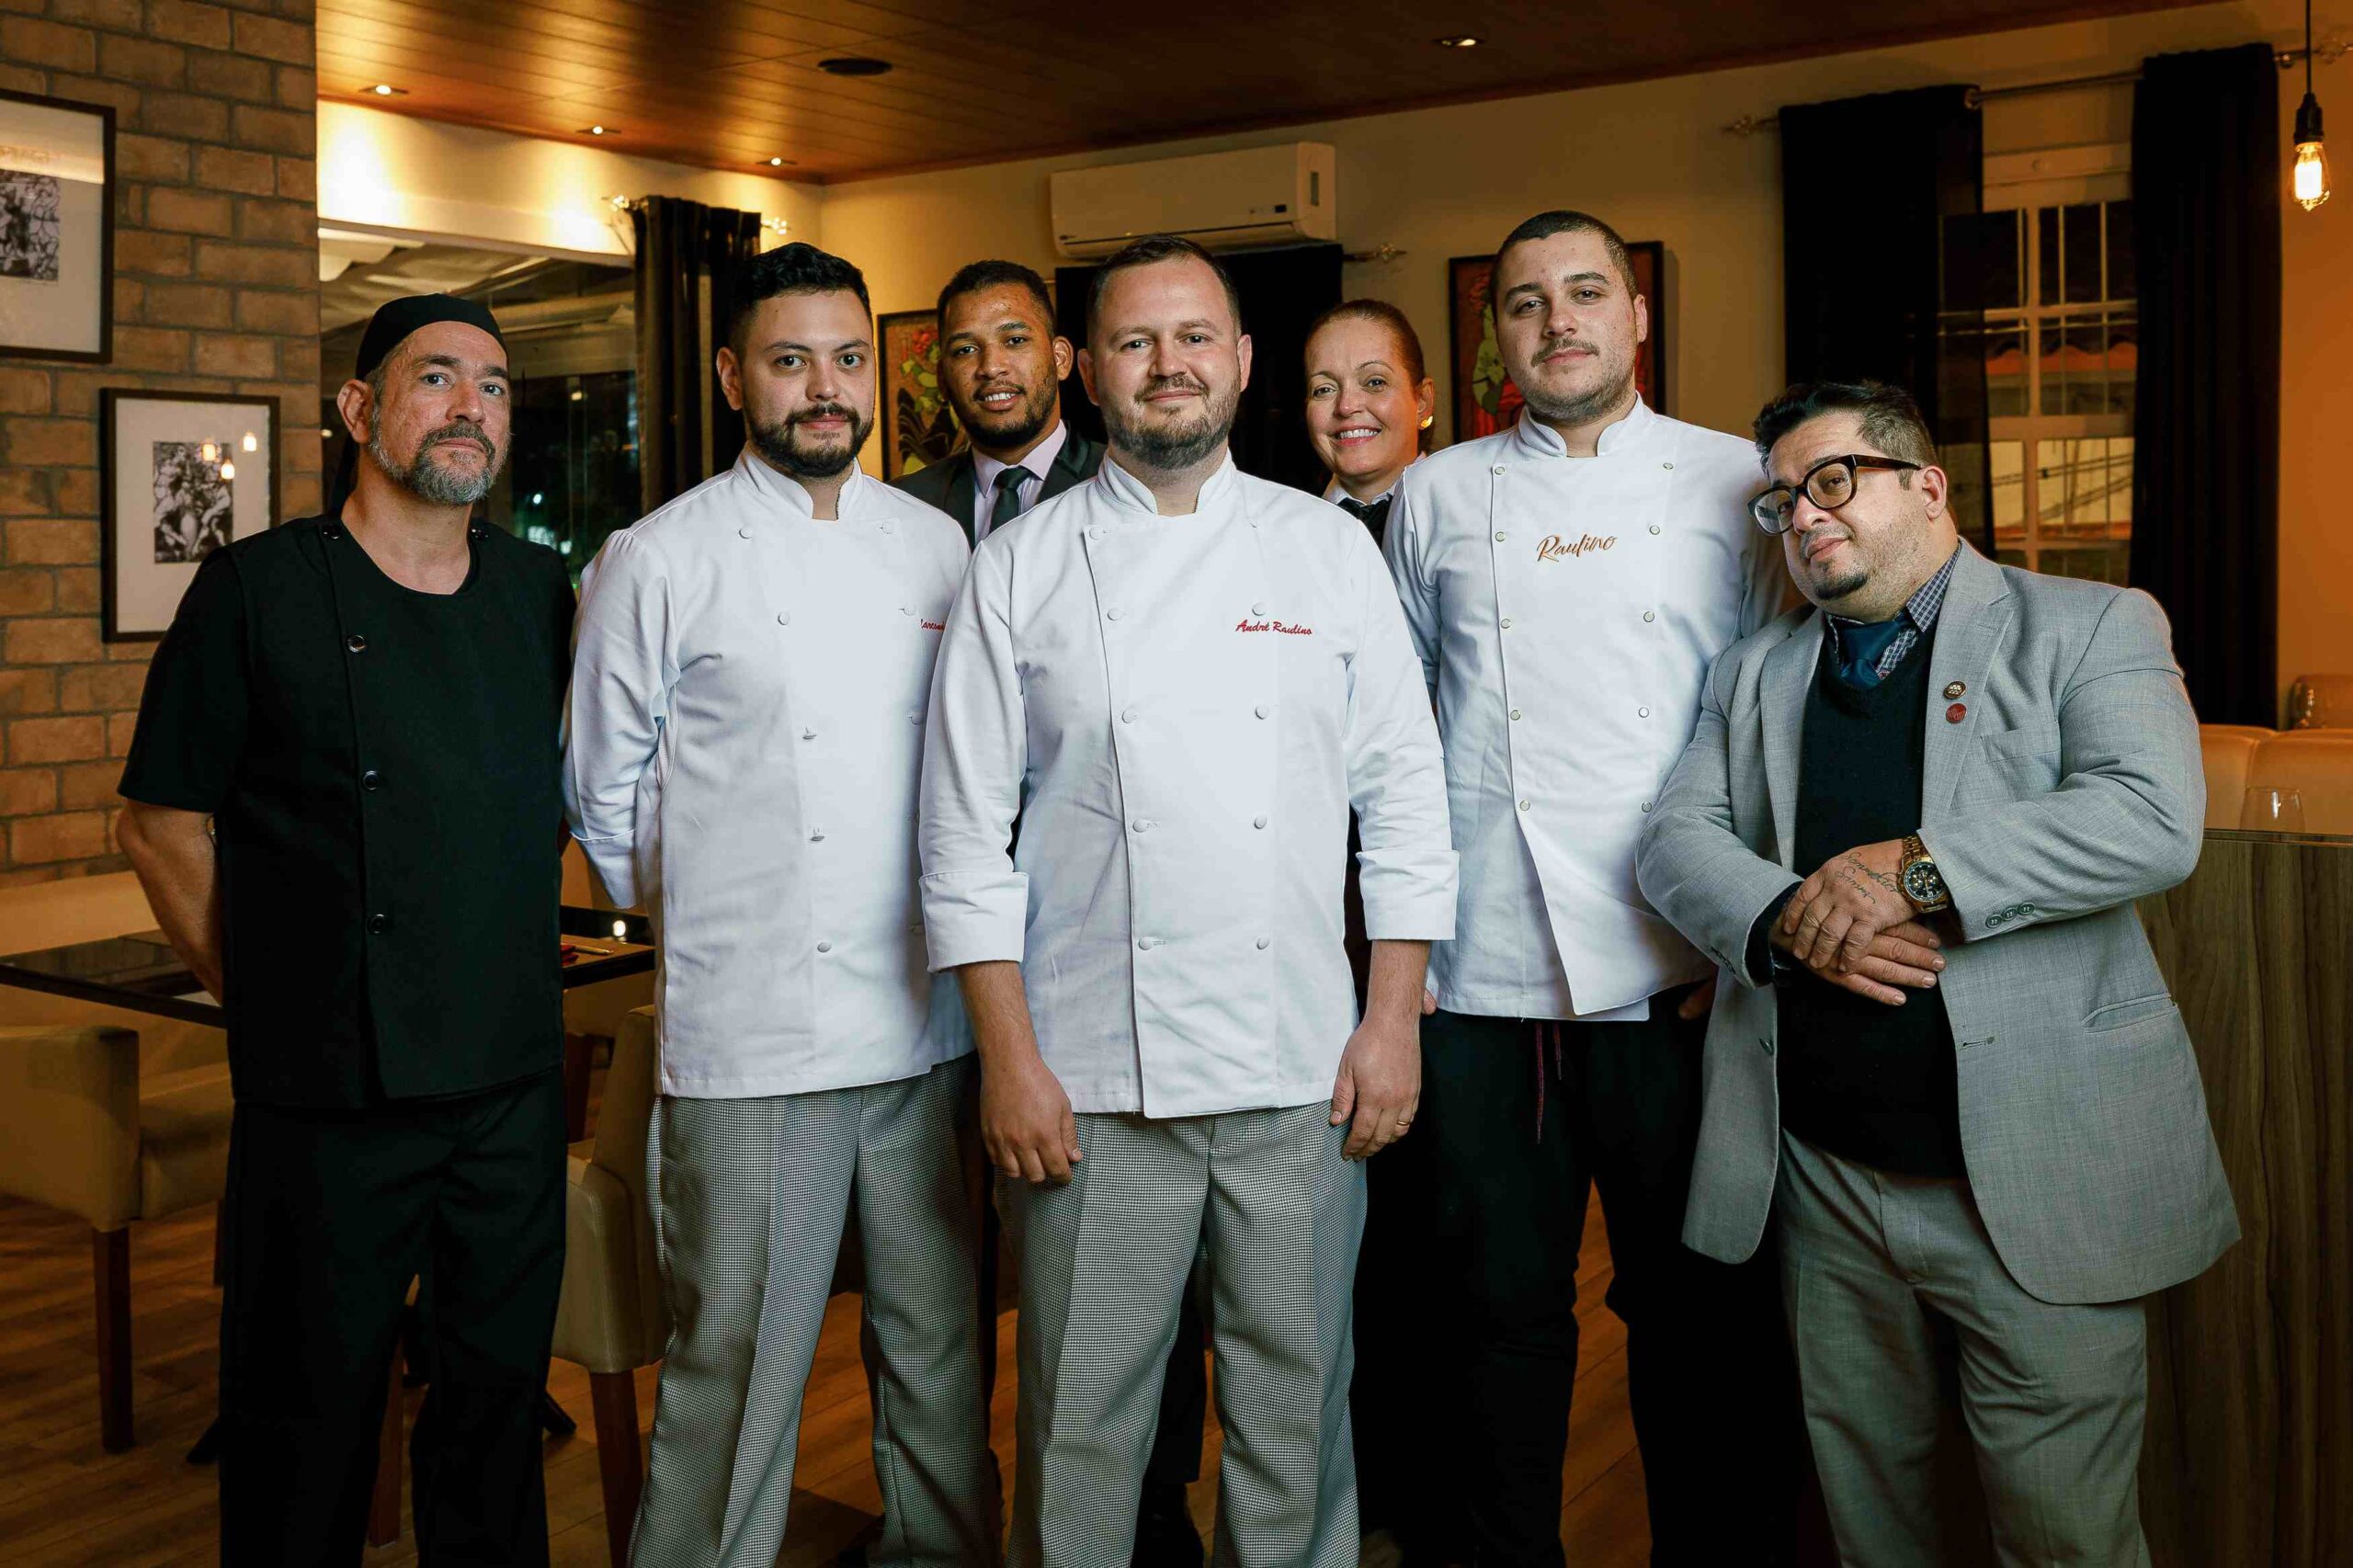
1904, 859, 1947, 905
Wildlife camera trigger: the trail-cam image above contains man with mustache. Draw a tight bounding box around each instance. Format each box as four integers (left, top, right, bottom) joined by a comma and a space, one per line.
893, 257, 1209, 1567
922, 234, 1457, 1566
568, 244, 1000, 1565
118, 294, 576, 1563
1382, 211, 1804, 1563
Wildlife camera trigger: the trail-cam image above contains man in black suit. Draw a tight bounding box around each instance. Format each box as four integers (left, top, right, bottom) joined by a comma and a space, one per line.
892, 260, 1100, 540
893, 257, 1206, 1567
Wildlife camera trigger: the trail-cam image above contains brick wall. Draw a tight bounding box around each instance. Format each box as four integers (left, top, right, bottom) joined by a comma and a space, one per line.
0, 0, 318, 884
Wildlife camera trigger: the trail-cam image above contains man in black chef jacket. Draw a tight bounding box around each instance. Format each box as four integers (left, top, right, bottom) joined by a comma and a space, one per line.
117, 293, 576, 1567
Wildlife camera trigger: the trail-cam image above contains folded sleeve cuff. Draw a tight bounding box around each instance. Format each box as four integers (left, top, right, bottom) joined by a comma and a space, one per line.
919, 869, 1031, 971
1358, 850, 1460, 942
572, 833, 639, 912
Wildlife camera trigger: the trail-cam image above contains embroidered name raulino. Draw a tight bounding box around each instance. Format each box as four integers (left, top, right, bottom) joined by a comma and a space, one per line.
1235, 619, 1314, 635
1538, 532, 1617, 562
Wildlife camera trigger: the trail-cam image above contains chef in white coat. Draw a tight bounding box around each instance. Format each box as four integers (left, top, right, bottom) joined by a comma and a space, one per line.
566, 242, 999, 1568
920, 234, 1457, 1568
1381, 210, 1801, 1565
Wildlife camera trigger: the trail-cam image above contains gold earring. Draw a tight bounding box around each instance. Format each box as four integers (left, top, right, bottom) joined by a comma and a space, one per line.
1419, 414, 1434, 429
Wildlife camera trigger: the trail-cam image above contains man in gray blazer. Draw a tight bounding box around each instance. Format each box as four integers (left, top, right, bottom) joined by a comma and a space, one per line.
892, 259, 1100, 542
1636, 379, 2237, 1564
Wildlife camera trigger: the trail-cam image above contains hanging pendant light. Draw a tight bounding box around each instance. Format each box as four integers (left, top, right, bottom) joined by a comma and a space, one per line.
2294, 0, 2332, 210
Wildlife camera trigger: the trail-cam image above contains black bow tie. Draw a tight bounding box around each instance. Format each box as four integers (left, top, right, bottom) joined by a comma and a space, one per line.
1337, 494, 1392, 542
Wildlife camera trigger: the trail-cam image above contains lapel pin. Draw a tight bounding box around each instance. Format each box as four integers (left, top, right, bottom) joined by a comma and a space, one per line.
1947, 702, 1968, 723
1944, 680, 1966, 699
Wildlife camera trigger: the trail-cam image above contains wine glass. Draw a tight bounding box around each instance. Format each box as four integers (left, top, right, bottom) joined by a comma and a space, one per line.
2239, 787, 2305, 833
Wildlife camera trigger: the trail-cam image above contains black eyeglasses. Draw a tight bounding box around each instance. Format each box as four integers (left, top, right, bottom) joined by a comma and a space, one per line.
1749, 454, 1922, 535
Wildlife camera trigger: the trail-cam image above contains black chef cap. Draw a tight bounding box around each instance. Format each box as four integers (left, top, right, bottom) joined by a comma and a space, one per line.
354, 291, 505, 381
330, 293, 506, 515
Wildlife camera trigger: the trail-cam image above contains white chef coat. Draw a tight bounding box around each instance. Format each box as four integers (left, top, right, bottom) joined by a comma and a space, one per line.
565, 449, 973, 1098
1385, 399, 1786, 1020
920, 456, 1458, 1119
971, 421, 1068, 543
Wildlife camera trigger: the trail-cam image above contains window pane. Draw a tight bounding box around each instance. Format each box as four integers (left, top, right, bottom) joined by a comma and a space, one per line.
2063, 203, 2102, 303
2039, 320, 2066, 415
2106, 200, 2135, 301
1985, 319, 2028, 415
2037, 207, 2060, 306
2064, 318, 2109, 414
1990, 438, 2027, 555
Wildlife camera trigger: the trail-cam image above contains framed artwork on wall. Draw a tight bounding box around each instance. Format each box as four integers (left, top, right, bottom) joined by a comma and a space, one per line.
101, 392, 278, 642
879, 308, 961, 480
1447, 241, 1666, 444
0, 87, 114, 364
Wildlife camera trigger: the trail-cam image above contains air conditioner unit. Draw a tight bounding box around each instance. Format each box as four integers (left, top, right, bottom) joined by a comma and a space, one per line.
1051, 143, 1336, 259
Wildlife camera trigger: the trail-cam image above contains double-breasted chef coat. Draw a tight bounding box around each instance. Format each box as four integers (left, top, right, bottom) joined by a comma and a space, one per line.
1385, 400, 1788, 1021
565, 451, 972, 1098
919, 455, 1459, 1119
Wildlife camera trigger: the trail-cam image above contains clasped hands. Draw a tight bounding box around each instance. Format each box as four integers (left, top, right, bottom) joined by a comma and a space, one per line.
1777, 837, 1947, 1007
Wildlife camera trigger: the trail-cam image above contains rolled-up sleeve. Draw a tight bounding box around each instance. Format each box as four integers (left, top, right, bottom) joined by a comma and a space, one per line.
918, 538, 1030, 970
563, 529, 667, 910
1347, 530, 1459, 940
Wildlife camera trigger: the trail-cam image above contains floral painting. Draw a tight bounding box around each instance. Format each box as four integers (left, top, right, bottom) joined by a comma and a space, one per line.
880, 309, 961, 480
1448, 242, 1666, 443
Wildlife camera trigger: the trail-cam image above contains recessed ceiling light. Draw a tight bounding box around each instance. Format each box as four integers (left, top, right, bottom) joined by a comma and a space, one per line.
767, 156, 789, 166
369, 83, 406, 97
818, 56, 892, 76
1435, 35, 1480, 47
585, 124, 610, 135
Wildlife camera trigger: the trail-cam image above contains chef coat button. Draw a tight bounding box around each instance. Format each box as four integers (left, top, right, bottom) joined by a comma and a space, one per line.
1491, 463, 1507, 475
1641, 800, 1654, 812
1643, 610, 1656, 623
1107, 608, 1124, 621
1254, 703, 1269, 720
1256, 936, 1271, 950
908, 711, 921, 724
777, 611, 791, 626
1518, 799, 1532, 812
1251, 602, 1267, 615
366, 913, 390, 935
1137, 937, 1155, 951
1494, 531, 1507, 542
1648, 523, 1662, 535
1088, 526, 1104, 540
1120, 708, 1137, 723
1253, 814, 1268, 829
1639, 705, 1651, 718
360, 769, 382, 791
801, 726, 815, 739
738, 527, 753, 539
810, 828, 824, 841
345, 632, 368, 653
881, 522, 894, 534
816, 940, 833, 953
1499, 618, 1513, 630
1510, 709, 1522, 721
1131, 818, 1151, 833
1662, 460, 1676, 471
901, 605, 914, 616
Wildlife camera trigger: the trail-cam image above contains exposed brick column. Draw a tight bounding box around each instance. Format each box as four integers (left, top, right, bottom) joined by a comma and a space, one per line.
0, 0, 319, 882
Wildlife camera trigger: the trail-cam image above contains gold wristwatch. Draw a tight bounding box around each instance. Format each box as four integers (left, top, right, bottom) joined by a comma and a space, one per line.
1899, 832, 1951, 914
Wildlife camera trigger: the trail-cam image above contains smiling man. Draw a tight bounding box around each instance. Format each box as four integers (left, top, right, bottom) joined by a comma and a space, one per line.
892, 259, 1102, 541
567, 244, 999, 1566
1382, 211, 1802, 1564
119, 294, 577, 1564
920, 234, 1457, 1567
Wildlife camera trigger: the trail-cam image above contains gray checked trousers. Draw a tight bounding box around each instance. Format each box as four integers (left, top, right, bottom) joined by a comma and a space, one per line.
1005, 1103, 1366, 1568
630, 1054, 1001, 1568
1776, 1132, 2154, 1568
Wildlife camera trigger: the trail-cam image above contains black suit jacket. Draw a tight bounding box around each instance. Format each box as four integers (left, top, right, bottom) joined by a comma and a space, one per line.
890, 425, 1102, 541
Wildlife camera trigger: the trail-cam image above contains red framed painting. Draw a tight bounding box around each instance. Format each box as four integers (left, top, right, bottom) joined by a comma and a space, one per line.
1448, 241, 1665, 443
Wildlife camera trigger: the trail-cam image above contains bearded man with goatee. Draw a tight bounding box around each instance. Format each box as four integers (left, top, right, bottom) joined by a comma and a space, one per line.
1380, 210, 1811, 1565
568, 243, 1002, 1565
922, 234, 1458, 1566
119, 293, 577, 1564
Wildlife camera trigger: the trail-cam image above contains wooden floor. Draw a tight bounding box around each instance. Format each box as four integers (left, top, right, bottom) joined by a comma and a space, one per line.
0, 1174, 1648, 1567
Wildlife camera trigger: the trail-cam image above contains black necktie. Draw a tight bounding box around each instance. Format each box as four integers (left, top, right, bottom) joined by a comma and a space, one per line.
989, 465, 1035, 535
1338, 494, 1392, 543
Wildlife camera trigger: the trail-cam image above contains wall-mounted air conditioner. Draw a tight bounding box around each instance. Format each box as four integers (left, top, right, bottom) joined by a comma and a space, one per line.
1051, 142, 1336, 259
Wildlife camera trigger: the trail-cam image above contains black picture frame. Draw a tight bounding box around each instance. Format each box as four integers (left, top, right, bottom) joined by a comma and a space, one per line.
100, 391, 279, 642
0, 86, 115, 365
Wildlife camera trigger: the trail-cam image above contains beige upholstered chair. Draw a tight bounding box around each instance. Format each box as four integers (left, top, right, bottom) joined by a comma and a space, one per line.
0, 871, 232, 1452
551, 1004, 669, 1566
2197, 724, 2276, 829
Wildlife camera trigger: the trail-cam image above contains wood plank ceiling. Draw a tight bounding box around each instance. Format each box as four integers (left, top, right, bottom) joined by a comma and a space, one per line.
316, 0, 2200, 184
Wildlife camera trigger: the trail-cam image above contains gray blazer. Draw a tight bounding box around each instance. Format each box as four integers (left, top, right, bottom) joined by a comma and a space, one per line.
1636, 543, 2238, 1305
890, 425, 1102, 543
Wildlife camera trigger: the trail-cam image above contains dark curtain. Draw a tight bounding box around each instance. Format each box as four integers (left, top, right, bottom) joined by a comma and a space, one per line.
2130, 44, 2282, 725
1055, 243, 1343, 494
632, 197, 763, 514
1780, 85, 1992, 551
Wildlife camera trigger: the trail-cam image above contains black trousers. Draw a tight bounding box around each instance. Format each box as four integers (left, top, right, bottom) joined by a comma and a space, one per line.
1421, 998, 1805, 1567
217, 1069, 566, 1567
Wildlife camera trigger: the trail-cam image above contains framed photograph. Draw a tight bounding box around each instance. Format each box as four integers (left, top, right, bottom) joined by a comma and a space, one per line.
0, 87, 114, 363
101, 392, 278, 642
1448, 241, 1666, 443
879, 308, 960, 480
